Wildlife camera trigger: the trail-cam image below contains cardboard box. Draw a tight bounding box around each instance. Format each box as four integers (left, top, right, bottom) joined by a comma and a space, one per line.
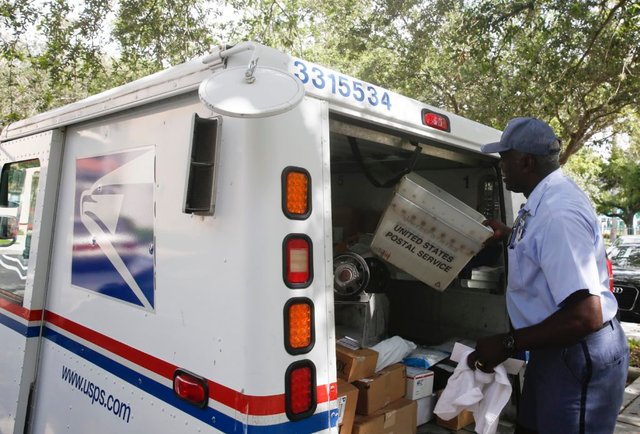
336, 345, 378, 383
337, 379, 359, 434
353, 363, 406, 415
436, 409, 474, 431
405, 367, 434, 400
353, 398, 417, 434
416, 394, 436, 426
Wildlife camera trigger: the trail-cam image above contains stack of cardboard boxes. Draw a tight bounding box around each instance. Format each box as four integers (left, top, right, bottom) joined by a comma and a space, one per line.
335, 342, 478, 433
336, 344, 417, 434
405, 367, 436, 427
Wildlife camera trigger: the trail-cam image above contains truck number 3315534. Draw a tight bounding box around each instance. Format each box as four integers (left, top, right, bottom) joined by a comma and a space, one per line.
293, 60, 392, 110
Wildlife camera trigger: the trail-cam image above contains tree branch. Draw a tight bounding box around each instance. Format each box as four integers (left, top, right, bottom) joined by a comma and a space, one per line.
570, 0, 627, 73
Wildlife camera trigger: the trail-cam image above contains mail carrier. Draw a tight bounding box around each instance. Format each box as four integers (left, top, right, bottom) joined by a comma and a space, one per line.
0, 42, 520, 433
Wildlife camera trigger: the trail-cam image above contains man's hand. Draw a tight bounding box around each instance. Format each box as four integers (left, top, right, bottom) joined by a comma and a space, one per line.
482, 219, 511, 244
467, 334, 511, 373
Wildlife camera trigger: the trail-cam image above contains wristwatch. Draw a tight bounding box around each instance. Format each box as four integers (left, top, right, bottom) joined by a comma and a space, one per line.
502, 333, 516, 357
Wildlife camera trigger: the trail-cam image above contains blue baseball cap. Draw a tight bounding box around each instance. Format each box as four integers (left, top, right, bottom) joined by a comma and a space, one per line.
481, 117, 560, 155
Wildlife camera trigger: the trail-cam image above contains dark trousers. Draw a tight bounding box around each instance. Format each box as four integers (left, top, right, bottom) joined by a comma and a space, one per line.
518, 319, 629, 434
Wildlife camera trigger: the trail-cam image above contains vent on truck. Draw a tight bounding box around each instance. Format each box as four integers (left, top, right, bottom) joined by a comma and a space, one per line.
183, 114, 221, 215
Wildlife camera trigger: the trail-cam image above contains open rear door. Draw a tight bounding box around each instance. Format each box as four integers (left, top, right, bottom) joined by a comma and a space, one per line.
0, 130, 63, 434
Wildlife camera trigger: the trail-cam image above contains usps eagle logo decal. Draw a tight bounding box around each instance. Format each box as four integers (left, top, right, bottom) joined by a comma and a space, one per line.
72, 148, 155, 310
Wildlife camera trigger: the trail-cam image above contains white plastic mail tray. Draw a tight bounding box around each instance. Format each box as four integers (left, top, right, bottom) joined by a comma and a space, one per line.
371, 173, 493, 290
398, 172, 492, 243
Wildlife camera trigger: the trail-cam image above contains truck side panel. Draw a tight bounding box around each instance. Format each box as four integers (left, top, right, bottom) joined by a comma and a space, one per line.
0, 130, 63, 434
29, 94, 337, 433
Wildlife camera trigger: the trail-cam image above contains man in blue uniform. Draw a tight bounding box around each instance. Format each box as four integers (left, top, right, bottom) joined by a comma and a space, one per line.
468, 117, 629, 434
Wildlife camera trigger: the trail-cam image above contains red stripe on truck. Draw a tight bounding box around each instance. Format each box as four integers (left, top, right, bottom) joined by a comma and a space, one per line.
44, 310, 334, 416
0, 298, 43, 321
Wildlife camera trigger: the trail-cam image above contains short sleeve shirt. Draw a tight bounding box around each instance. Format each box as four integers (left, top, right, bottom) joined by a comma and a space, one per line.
506, 169, 618, 329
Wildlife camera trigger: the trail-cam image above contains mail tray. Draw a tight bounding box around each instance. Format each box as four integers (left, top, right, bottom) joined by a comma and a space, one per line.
370, 173, 493, 290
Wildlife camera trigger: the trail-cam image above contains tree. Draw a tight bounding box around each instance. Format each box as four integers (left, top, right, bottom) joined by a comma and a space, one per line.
113, 0, 218, 73
2, 0, 639, 171
445, 0, 639, 164
222, 0, 373, 63
0, 0, 37, 61
595, 119, 640, 234
563, 143, 604, 204
0, 0, 228, 131
312, 0, 640, 165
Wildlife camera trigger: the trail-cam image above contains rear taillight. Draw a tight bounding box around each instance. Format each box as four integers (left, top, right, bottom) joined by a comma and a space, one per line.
421, 109, 451, 132
173, 370, 208, 408
607, 257, 614, 292
283, 235, 313, 288
284, 298, 315, 354
282, 167, 311, 219
285, 361, 316, 420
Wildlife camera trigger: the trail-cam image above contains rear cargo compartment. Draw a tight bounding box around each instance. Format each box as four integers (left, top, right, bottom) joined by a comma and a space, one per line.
329, 116, 509, 346
328, 116, 516, 431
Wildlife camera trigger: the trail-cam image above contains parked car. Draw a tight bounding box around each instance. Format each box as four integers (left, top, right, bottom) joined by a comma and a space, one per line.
607, 235, 640, 254
608, 238, 640, 323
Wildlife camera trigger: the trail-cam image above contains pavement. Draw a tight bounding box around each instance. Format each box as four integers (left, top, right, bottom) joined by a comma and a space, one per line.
617, 321, 640, 433
622, 321, 640, 341
617, 373, 640, 433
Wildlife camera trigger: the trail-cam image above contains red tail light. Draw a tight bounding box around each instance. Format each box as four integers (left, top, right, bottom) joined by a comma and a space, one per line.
173, 370, 208, 408
606, 257, 614, 292
421, 109, 451, 132
285, 361, 316, 420
283, 235, 313, 288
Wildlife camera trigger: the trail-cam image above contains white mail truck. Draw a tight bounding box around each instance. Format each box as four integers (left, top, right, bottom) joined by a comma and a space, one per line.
0, 42, 519, 433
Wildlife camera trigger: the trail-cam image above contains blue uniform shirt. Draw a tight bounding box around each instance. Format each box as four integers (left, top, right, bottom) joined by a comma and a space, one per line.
506, 169, 619, 329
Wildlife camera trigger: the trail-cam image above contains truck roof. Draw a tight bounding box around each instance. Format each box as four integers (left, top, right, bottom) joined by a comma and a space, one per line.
1, 42, 501, 153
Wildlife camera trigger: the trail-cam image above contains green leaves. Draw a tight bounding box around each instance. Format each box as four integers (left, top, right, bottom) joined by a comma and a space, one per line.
113, 0, 214, 69
0, 0, 638, 178
0, 0, 225, 131
341, 0, 640, 165
590, 112, 640, 229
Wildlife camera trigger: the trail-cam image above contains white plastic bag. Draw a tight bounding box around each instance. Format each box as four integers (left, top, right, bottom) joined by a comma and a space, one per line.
369, 336, 417, 372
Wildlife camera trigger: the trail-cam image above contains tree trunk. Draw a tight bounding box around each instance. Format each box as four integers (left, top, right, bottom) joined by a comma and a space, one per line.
625, 215, 635, 235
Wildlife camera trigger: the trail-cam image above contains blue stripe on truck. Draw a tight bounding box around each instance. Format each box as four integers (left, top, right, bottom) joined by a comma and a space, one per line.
44, 326, 334, 433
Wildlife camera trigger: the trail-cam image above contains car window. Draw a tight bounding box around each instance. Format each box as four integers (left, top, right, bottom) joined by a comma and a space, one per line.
609, 244, 640, 268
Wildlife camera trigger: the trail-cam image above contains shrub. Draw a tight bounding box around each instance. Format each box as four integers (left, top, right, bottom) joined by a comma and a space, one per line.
629, 338, 640, 368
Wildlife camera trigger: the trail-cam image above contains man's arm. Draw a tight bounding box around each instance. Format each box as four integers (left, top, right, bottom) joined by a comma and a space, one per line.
468, 291, 603, 371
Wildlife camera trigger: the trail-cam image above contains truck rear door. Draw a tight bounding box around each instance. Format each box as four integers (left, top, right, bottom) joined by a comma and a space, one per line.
0, 130, 63, 434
